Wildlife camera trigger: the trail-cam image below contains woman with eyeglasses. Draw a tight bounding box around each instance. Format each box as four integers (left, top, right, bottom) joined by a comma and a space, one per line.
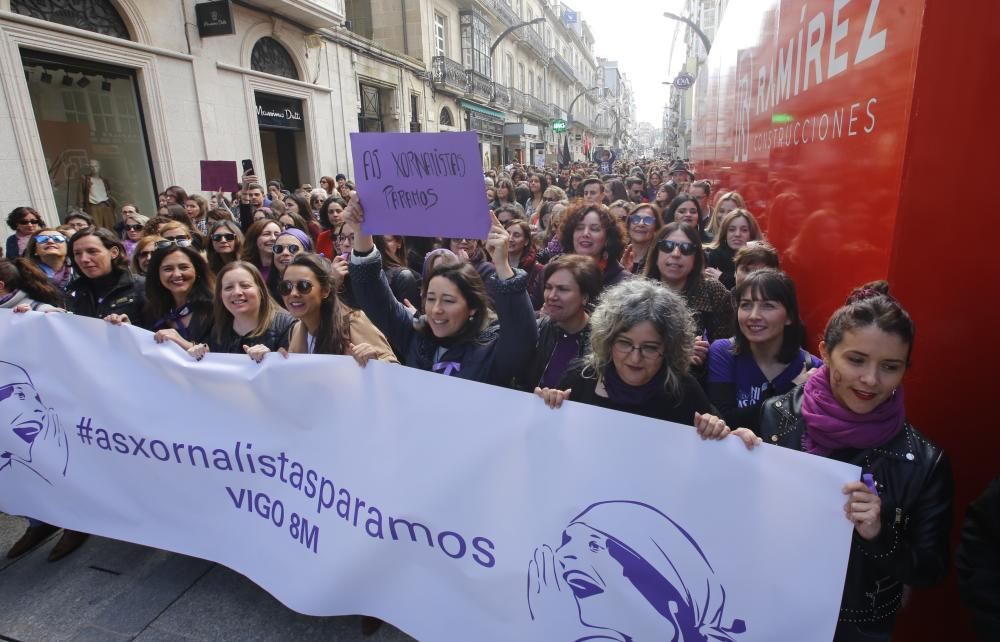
373, 235, 421, 309
186, 261, 295, 362
315, 197, 347, 259
706, 269, 820, 433
24, 228, 74, 291
558, 202, 631, 293
142, 242, 215, 349
266, 228, 312, 304
506, 219, 544, 310
622, 203, 662, 274
120, 210, 149, 258
533, 278, 757, 446
281, 253, 396, 365
642, 223, 735, 349
704, 208, 764, 289
66, 227, 145, 323
345, 197, 537, 386
206, 220, 244, 275
64, 210, 93, 233
309, 189, 328, 220
130, 235, 164, 277
5, 207, 44, 258
241, 220, 281, 283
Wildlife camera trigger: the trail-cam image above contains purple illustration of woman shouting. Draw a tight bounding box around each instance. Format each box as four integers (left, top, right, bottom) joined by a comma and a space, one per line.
528, 500, 746, 642
0, 361, 68, 484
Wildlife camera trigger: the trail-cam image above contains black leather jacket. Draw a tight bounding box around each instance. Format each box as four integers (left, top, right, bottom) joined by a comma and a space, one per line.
516, 316, 590, 391
758, 386, 953, 633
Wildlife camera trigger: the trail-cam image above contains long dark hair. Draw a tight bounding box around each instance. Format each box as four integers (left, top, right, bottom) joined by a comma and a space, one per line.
241, 219, 281, 270
206, 220, 245, 274
144, 245, 215, 322
731, 269, 804, 363
558, 202, 627, 265
67, 227, 130, 274
0, 257, 62, 306
285, 253, 349, 355
665, 195, 702, 223
374, 235, 408, 270
642, 223, 705, 292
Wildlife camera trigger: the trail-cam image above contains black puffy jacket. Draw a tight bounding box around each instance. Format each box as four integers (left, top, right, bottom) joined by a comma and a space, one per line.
66, 269, 145, 323
758, 386, 953, 635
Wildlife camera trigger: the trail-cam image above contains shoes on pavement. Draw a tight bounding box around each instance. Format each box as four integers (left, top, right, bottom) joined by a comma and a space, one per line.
6, 523, 60, 559
47, 530, 89, 562
361, 616, 384, 636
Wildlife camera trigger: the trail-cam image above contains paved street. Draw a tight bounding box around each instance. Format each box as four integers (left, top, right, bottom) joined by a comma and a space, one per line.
0, 514, 417, 642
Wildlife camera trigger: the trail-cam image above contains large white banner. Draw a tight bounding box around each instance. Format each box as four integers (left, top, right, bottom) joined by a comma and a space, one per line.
0, 310, 858, 641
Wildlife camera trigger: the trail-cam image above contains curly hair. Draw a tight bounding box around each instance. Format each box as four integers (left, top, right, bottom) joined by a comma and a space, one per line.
558, 202, 626, 264
581, 278, 695, 396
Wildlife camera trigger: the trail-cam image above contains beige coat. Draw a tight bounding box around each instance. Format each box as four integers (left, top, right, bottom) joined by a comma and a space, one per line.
287, 307, 398, 364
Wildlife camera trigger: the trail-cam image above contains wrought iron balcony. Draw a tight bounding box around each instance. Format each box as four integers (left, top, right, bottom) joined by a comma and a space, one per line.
491, 82, 512, 110
466, 70, 493, 102
432, 56, 470, 96
523, 26, 548, 59
494, 0, 519, 29
524, 94, 552, 121
551, 52, 576, 82
509, 87, 526, 113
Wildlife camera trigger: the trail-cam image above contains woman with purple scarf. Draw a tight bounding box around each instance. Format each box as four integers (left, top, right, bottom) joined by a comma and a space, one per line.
757, 283, 953, 642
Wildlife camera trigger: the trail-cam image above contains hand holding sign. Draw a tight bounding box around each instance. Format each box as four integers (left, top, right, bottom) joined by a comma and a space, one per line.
485, 212, 514, 280
343, 191, 374, 254
350, 132, 490, 239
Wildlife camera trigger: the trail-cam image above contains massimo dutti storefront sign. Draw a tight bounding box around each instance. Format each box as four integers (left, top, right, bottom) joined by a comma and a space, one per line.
255, 93, 305, 130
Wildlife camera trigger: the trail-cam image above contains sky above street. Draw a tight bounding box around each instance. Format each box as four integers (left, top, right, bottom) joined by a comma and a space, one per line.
569, 0, 686, 126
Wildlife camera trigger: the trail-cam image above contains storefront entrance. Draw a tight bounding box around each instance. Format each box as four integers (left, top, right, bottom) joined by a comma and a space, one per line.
22, 50, 156, 221
255, 92, 304, 189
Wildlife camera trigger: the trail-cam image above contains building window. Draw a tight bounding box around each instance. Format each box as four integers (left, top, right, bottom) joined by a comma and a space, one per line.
518, 63, 525, 91
439, 107, 454, 127
12, 0, 131, 40
433, 12, 448, 58
358, 83, 383, 132
251, 37, 299, 80
460, 10, 491, 77
409, 94, 421, 132
504, 54, 513, 88
528, 70, 534, 96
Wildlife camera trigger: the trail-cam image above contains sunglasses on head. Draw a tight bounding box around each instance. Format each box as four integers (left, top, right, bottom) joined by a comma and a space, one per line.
35, 234, 66, 244
279, 279, 314, 296
658, 239, 698, 256
212, 233, 236, 242
124, 223, 144, 231
155, 238, 193, 249
272, 243, 301, 255
629, 214, 656, 226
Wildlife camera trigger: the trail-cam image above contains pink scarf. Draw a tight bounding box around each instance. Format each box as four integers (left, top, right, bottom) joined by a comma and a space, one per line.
801, 365, 905, 456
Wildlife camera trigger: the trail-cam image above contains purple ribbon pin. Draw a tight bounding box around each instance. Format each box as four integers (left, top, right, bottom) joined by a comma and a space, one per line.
432, 361, 461, 376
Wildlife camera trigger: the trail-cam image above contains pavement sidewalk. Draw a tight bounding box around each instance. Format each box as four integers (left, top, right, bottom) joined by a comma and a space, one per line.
0, 513, 417, 641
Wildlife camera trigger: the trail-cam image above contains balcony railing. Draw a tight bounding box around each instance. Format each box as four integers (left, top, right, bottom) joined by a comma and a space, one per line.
466, 70, 493, 102
551, 52, 576, 82
432, 56, 470, 95
509, 87, 526, 113
523, 26, 548, 59
494, 0, 519, 29
491, 82, 511, 109
524, 94, 552, 121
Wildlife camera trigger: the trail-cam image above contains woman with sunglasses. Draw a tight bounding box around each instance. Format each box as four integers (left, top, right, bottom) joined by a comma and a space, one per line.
757, 285, 952, 641
130, 235, 164, 277
345, 198, 537, 386
622, 203, 662, 274
642, 223, 735, 369
281, 253, 396, 365
186, 261, 295, 362
120, 210, 149, 258
206, 220, 244, 275
66, 227, 145, 323
5, 207, 44, 258
143, 242, 215, 349
158, 220, 201, 252
241, 220, 281, 282
266, 228, 312, 303
506, 219, 544, 310
558, 202, 631, 293
704, 208, 763, 289
706, 269, 820, 433
24, 228, 74, 292
534, 278, 757, 446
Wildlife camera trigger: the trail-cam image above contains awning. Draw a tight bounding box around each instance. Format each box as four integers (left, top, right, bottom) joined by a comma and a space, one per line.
459, 100, 504, 120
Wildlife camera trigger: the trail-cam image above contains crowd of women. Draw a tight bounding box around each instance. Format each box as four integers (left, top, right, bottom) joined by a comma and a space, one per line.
1, 157, 994, 642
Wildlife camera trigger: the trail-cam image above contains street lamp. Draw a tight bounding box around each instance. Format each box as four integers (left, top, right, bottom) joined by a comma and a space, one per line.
567, 86, 600, 125
663, 11, 712, 56
490, 16, 545, 58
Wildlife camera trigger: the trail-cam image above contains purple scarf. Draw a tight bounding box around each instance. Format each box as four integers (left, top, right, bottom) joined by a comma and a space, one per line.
801, 365, 905, 456
602, 364, 666, 405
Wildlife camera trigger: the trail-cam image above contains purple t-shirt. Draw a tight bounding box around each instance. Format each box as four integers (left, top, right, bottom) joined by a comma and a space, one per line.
708, 338, 822, 408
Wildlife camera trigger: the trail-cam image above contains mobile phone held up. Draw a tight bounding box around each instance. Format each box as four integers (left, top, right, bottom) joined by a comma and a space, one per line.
241, 159, 255, 179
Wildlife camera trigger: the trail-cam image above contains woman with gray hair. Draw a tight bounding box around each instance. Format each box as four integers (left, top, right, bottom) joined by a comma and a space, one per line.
536, 278, 758, 445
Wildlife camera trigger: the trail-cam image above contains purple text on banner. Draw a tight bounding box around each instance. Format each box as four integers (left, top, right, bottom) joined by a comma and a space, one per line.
350, 132, 490, 239
200, 160, 240, 193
